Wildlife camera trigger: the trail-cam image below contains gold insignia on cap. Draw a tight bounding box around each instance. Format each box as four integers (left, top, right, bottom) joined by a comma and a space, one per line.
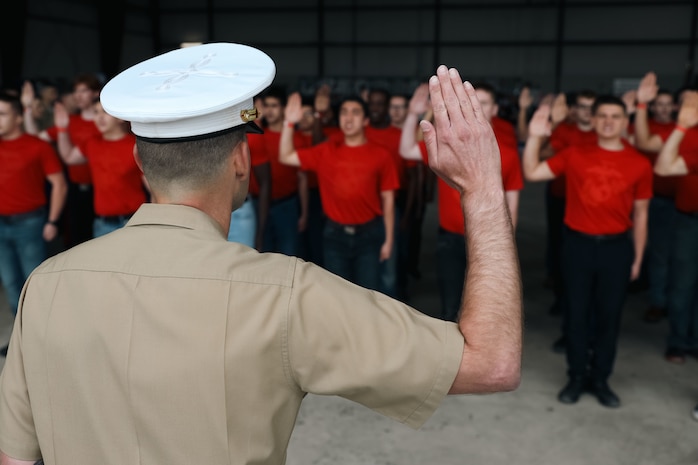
240, 108, 258, 123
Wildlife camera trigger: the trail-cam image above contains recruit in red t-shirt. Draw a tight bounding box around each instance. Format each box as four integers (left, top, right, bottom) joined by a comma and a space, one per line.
47, 114, 100, 185
546, 143, 653, 235
0, 134, 63, 215
79, 134, 145, 216
297, 140, 399, 225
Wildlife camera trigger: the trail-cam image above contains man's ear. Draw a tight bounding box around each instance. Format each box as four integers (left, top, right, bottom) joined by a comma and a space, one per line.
133, 145, 144, 174
231, 139, 250, 181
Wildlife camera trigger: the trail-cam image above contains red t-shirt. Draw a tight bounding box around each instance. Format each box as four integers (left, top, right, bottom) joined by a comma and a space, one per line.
418, 139, 523, 234
492, 117, 518, 150
263, 130, 301, 201
546, 143, 653, 234
675, 128, 698, 213
47, 114, 100, 185
628, 120, 678, 198
78, 134, 145, 216
297, 140, 399, 225
0, 134, 63, 215
548, 123, 597, 198
365, 125, 409, 189
247, 133, 268, 196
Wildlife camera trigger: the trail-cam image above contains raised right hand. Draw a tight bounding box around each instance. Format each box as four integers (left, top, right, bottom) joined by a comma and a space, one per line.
528, 105, 552, 138
408, 83, 429, 115
284, 92, 303, 124
637, 72, 658, 104
677, 91, 698, 129
420, 66, 501, 196
53, 102, 70, 129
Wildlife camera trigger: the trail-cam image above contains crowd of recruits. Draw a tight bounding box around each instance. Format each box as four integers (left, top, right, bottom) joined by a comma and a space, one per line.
2, 71, 698, 409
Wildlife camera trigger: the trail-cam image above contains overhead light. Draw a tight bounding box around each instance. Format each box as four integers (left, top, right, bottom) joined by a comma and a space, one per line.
180, 42, 203, 48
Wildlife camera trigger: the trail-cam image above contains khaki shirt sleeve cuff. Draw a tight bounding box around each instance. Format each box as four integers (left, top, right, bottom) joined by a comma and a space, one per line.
401, 322, 464, 429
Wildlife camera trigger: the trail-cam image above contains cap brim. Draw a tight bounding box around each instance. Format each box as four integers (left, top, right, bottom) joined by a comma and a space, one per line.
246, 121, 263, 134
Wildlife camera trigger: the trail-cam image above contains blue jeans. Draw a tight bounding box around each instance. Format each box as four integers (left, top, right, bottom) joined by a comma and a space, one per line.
93, 215, 131, 238
0, 209, 47, 315
436, 229, 466, 322
647, 196, 677, 308
323, 217, 383, 291
262, 195, 299, 256
228, 197, 256, 248
666, 212, 698, 350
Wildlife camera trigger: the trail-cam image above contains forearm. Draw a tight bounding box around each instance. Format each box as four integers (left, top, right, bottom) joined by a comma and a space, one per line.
655, 130, 688, 175
505, 190, 520, 230
381, 193, 395, 247
23, 107, 39, 135
452, 189, 522, 393
634, 108, 661, 152
516, 107, 528, 142
632, 210, 648, 266
0, 451, 37, 465
279, 124, 300, 166
48, 175, 67, 222
522, 136, 543, 179
56, 131, 75, 160
298, 172, 309, 220
399, 113, 422, 161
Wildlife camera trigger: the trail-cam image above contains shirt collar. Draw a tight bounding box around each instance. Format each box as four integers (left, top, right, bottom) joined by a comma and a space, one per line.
126, 204, 226, 238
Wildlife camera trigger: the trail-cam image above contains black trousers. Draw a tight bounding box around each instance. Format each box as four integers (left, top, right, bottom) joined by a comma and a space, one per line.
562, 227, 633, 382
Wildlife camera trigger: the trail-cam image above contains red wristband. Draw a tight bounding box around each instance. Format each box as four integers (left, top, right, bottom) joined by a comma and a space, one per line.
675, 125, 688, 133
56, 127, 68, 133
285, 121, 294, 128
636, 103, 647, 110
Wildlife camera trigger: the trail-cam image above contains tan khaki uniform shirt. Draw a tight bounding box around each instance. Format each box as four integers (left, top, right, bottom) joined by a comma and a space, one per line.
0, 204, 463, 464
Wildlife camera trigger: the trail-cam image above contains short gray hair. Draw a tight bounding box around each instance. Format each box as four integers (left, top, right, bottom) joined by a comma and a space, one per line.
136, 128, 246, 191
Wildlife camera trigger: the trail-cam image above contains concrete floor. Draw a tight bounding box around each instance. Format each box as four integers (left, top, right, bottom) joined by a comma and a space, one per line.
1, 181, 697, 464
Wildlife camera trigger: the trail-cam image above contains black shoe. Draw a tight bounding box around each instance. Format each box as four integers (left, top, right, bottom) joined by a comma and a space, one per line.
590, 381, 620, 408
665, 347, 686, 364
558, 377, 586, 404
552, 336, 566, 354
0, 344, 8, 357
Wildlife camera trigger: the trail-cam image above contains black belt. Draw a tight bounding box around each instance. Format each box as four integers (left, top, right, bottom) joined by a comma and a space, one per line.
96, 213, 133, 224
678, 210, 698, 218
327, 217, 380, 235
565, 226, 628, 242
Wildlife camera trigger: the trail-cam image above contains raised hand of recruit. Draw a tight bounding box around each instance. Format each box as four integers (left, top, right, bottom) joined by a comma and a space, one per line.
677, 91, 698, 129
622, 90, 637, 114
637, 72, 658, 104
420, 66, 500, 196
518, 86, 533, 110
314, 84, 331, 114
284, 92, 303, 125
409, 83, 430, 115
528, 105, 553, 138
21, 81, 35, 109
550, 93, 568, 125
53, 102, 70, 129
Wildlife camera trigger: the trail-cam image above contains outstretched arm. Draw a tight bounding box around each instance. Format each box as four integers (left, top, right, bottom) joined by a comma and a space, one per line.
279, 92, 302, 167
635, 72, 664, 152
420, 66, 522, 394
522, 105, 556, 182
400, 83, 429, 161
655, 91, 698, 176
